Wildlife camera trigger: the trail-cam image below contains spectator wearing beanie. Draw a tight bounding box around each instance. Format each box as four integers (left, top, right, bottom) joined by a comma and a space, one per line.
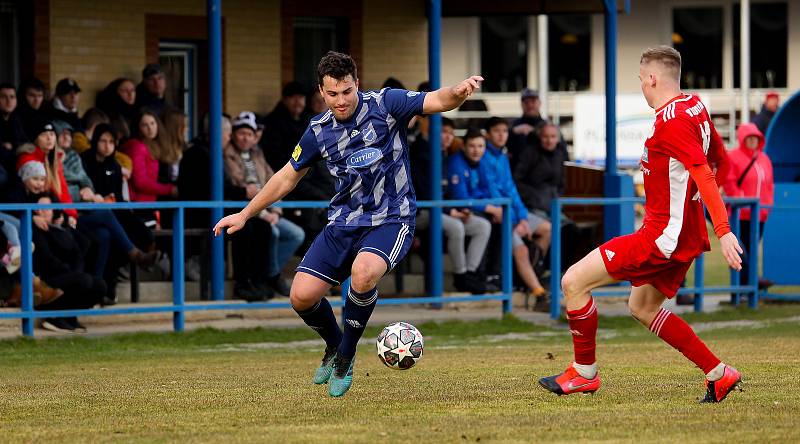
135, 64, 169, 117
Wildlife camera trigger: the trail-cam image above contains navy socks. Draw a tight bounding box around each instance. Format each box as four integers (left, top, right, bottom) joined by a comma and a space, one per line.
294, 297, 342, 349
337, 286, 378, 358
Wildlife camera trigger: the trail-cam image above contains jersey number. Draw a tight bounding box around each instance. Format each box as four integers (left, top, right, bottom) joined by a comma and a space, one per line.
699, 120, 711, 155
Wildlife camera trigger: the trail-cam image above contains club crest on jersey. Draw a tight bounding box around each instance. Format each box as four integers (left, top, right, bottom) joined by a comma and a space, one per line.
350, 129, 360, 138
362, 126, 377, 144
347, 147, 383, 168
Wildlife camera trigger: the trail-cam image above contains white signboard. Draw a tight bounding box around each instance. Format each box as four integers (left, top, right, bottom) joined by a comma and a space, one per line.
572, 94, 711, 167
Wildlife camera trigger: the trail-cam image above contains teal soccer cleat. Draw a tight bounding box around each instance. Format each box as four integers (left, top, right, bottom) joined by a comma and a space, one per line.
328, 354, 355, 397
313, 345, 338, 385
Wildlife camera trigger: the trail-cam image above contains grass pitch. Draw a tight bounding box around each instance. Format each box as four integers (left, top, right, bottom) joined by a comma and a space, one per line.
1, 306, 798, 443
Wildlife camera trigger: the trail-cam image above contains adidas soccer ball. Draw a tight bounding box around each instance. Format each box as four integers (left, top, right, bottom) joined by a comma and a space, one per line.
376, 322, 424, 370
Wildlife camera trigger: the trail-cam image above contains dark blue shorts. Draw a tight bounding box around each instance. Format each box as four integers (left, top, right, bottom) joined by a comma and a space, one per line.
296, 222, 414, 285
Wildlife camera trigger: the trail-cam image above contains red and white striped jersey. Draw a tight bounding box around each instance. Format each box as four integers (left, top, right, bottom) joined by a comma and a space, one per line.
639, 94, 726, 262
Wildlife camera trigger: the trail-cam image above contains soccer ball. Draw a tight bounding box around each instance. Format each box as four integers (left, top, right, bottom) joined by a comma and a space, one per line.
376, 322, 424, 370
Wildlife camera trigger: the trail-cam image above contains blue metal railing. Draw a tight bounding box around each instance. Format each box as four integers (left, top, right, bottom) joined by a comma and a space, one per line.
548, 196, 761, 320
0, 198, 513, 337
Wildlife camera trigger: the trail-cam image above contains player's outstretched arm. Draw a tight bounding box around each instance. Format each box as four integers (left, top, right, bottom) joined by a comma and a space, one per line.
422, 75, 484, 114
213, 163, 309, 236
688, 164, 744, 271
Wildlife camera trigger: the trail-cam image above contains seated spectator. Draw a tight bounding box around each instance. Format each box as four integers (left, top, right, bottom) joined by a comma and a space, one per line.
513, 121, 566, 221
122, 109, 178, 221
51, 120, 102, 204
508, 88, 544, 160
44, 78, 83, 131
16, 78, 47, 140
261, 81, 308, 171
161, 109, 186, 187
487, 117, 552, 258
304, 89, 327, 118
412, 117, 491, 294
135, 64, 169, 117
72, 107, 110, 154
448, 129, 549, 310
96, 77, 137, 134
31, 195, 106, 333
1, 83, 28, 195
225, 111, 304, 298
752, 92, 780, 136
723, 123, 774, 292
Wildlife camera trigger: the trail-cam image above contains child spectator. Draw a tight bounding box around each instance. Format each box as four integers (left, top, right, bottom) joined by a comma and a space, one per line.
225, 111, 305, 299
51, 119, 103, 204
412, 117, 491, 294
71, 107, 110, 154
31, 195, 106, 333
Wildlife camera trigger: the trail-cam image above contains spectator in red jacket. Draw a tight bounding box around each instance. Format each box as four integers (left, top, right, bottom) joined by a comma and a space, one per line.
723, 122, 774, 290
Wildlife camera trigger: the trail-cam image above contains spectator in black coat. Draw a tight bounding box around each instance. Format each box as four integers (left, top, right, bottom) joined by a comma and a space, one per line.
260, 81, 309, 171
16, 78, 47, 139
135, 64, 169, 117
752, 92, 780, 136
96, 78, 138, 138
31, 194, 107, 333
513, 121, 567, 216
0, 83, 28, 190
44, 78, 83, 131
508, 88, 544, 161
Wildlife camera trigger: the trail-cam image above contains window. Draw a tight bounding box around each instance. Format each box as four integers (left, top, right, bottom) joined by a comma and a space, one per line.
160, 42, 198, 138
293, 17, 349, 91
0, 1, 19, 84
480, 16, 528, 93
672, 7, 723, 89
548, 15, 591, 91
733, 2, 787, 88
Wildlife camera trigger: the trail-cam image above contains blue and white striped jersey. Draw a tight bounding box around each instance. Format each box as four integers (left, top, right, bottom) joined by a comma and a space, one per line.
289, 88, 426, 227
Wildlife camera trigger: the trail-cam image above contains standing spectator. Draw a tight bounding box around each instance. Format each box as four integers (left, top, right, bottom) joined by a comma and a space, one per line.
1, 83, 28, 188
16, 78, 47, 139
122, 109, 178, 213
412, 117, 491, 294
135, 64, 168, 117
723, 123, 774, 291
225, 111, 304, 298
508, 88, 544, 160
44, 78, 83, 131
261, 81, 309, 171
96, 77, 138, 134
752, 92, 780, 136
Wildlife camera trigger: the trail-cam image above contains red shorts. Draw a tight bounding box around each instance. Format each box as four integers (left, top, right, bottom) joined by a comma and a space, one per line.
599, 232, 693, 298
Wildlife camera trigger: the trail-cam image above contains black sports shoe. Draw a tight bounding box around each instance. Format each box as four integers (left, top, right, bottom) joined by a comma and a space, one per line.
65, 317, 87, 333
41, 318, 76, 333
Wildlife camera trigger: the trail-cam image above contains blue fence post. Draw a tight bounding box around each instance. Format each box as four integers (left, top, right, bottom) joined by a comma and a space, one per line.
693, 253, 704, 312
427, 0, 444, 308
501, 201, 512, 314
172, 207, 186, 332
20, 209, 34, 337
549, 199, 562, 320
748, 200, 760, 309
208, 0, 225, 301
730, 206, 741, 306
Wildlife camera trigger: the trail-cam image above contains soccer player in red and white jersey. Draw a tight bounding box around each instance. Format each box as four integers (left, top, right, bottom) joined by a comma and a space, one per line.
539, 46, 744, 403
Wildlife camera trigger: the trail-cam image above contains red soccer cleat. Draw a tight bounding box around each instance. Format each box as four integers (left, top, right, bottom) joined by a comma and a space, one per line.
700, 365, 742, 403
539, 365, 601, 396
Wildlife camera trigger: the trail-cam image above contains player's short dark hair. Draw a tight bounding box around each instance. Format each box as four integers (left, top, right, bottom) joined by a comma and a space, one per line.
317, 51, 358, 86
485, 116, 509, 131
441, 117, 455, 129
463, 128, 484, 142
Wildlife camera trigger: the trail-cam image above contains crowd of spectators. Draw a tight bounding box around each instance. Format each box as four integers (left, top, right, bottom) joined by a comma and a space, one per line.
0, 65, 783, 329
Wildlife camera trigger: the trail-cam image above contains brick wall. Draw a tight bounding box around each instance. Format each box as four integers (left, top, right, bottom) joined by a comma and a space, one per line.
47, 0, 280, 116
361, 0, 428, 91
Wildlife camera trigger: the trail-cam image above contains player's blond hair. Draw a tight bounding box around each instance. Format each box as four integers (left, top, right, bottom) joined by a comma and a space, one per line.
640, 46, 681, 81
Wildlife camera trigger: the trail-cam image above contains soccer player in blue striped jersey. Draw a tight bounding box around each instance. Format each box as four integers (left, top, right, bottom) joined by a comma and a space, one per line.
215, 51, 482, 397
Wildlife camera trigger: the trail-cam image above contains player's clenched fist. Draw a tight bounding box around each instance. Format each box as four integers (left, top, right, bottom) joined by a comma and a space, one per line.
213, 212, 248, 236
453, 75, 484, 99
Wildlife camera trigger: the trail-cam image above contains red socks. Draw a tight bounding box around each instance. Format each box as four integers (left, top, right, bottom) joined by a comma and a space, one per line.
567, 298, 598, 365
650, 308, 721, 374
